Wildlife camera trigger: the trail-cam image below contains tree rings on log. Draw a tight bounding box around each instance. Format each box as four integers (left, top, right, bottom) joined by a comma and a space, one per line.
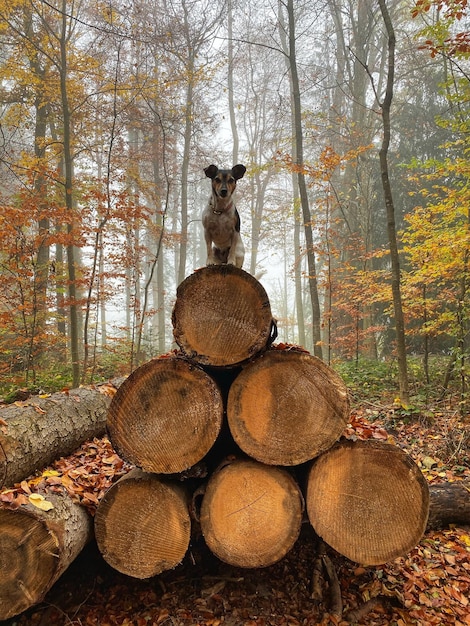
172, 266, 275, 367
306, 439, 430, 565
107, 356, 223, 474
227, 349, 350, 465
0, 494, 92, 620
200, 458, 303, 568
94, 469, 191, 579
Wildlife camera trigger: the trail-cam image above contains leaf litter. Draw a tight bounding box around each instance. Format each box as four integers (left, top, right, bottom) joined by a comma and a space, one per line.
0, 403, 469, 626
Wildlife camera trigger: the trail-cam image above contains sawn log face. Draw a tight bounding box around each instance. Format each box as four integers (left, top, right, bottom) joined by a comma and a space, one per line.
227, 349, 350, 465
306, 439, 430, 565
172, 265, 275, 367
0, 493, 92, 620
107, 356, 224, 474
94, 468, 191, 579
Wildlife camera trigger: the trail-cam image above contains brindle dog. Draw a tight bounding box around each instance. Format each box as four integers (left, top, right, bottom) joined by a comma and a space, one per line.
202, 164, 246, 268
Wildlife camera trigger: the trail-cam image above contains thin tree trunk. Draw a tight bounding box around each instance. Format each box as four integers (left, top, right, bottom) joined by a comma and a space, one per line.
377, 0, 409, 403
32, 71, 49, 379
177, 2, 194, 286
278, 10, 305, 346
59, 0, 80, 387
227, 0, 239, 165
286, 0, 322, 359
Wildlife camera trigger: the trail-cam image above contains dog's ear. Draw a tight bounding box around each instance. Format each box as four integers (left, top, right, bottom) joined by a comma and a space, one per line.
204, 164, 218, 179
232, 164, 246, 180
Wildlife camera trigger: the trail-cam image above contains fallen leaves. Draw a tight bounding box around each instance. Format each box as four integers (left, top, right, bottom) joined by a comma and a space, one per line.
28, 493, 54, 511
0, 436, 132, 515
0, 401, 469, 626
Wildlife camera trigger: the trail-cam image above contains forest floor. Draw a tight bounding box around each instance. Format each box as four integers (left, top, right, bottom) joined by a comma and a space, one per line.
1, 400, 470, 626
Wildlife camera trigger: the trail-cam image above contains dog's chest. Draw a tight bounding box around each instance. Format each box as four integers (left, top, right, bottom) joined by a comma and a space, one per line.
203, 209, 237, 242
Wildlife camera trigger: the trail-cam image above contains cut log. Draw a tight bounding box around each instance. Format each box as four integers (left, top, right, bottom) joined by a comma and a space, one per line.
0, 385, 116, 489
0, 493, 92, 620
306, 439, 430, 565
200, 458, 303, 568
172, 265, 276, 367
227, 348, 350, 465
427, 481, 470, 530
107, 356, 223, 474
94, 468, 191, 578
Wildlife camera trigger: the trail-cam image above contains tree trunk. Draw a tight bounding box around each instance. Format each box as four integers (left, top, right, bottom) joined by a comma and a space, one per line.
0, 492, 92, 620
306, 439, 429, 566
0, 385, 116, 489
377, 0, 409, 403
107, 356, 223, 474
285, 0, 323, 359
59, 0, 80, 388
94, 468, 190, 579
200, 458, 303, 568
227, 348, 349, 466
227, 0, 239, 165
172, 265, 276, 367
427, 481, 470, 530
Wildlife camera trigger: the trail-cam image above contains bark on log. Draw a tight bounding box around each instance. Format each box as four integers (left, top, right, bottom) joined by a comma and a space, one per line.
306, 439, 429, 565
107, 356, 223, 474
0, 493, 92, 620
200, 458, 303, 568
0, 385, 115, 489
94, 468, 191, 579
172, 265, 276, 367
227, 349, 350, 465
427, 481, 470, 530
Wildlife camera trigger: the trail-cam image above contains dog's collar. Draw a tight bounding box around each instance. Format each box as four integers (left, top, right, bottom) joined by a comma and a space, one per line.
210, 199, 233, 215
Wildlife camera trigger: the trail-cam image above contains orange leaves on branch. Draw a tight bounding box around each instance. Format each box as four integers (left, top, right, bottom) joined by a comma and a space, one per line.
275, 144, 373, 184
412, 0, 470, 57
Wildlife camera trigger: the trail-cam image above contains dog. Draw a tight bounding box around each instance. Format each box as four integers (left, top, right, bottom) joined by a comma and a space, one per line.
202, 164, 246, 268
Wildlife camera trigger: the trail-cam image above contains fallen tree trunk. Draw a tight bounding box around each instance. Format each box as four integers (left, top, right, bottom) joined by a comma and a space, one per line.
306, 439, 430, 565
0, 384, 117, 489
0, 492, 92, 620
227, 348, 350, 465
427, 481, 470, 530
172, 265, 276, 367
107, 356, 223, 474
200, 458, 303, 568
94, 468, 191, 579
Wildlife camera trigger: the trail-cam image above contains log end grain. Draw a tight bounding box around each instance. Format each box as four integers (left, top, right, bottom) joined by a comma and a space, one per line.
227, 349, 350, 465
0, 494, 92, 620
107, 356, 223, 474
200, 459, 303, 568
306, 439, 430, 566
172, 266, 275, 367
94, 469, 191, 579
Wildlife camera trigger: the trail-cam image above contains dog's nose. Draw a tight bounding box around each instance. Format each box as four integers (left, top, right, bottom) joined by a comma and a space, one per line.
219, 188, 228, 197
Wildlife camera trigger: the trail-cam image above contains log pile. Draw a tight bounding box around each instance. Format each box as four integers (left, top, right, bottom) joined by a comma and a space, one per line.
8, 265, 466, 620
98, 265, 430, 578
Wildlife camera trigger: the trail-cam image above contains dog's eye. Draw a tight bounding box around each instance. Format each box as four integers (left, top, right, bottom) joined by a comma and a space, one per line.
215, 176, 221, 183
228, 177, 235, 184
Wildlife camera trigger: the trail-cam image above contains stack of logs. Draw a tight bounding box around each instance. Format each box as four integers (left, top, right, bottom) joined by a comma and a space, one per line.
7, 265, 464, 621
97, 265, 429, 577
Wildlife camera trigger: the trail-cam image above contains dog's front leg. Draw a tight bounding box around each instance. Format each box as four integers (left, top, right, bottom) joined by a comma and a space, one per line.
228, 232, 245, 268
205, 231, 217, 265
